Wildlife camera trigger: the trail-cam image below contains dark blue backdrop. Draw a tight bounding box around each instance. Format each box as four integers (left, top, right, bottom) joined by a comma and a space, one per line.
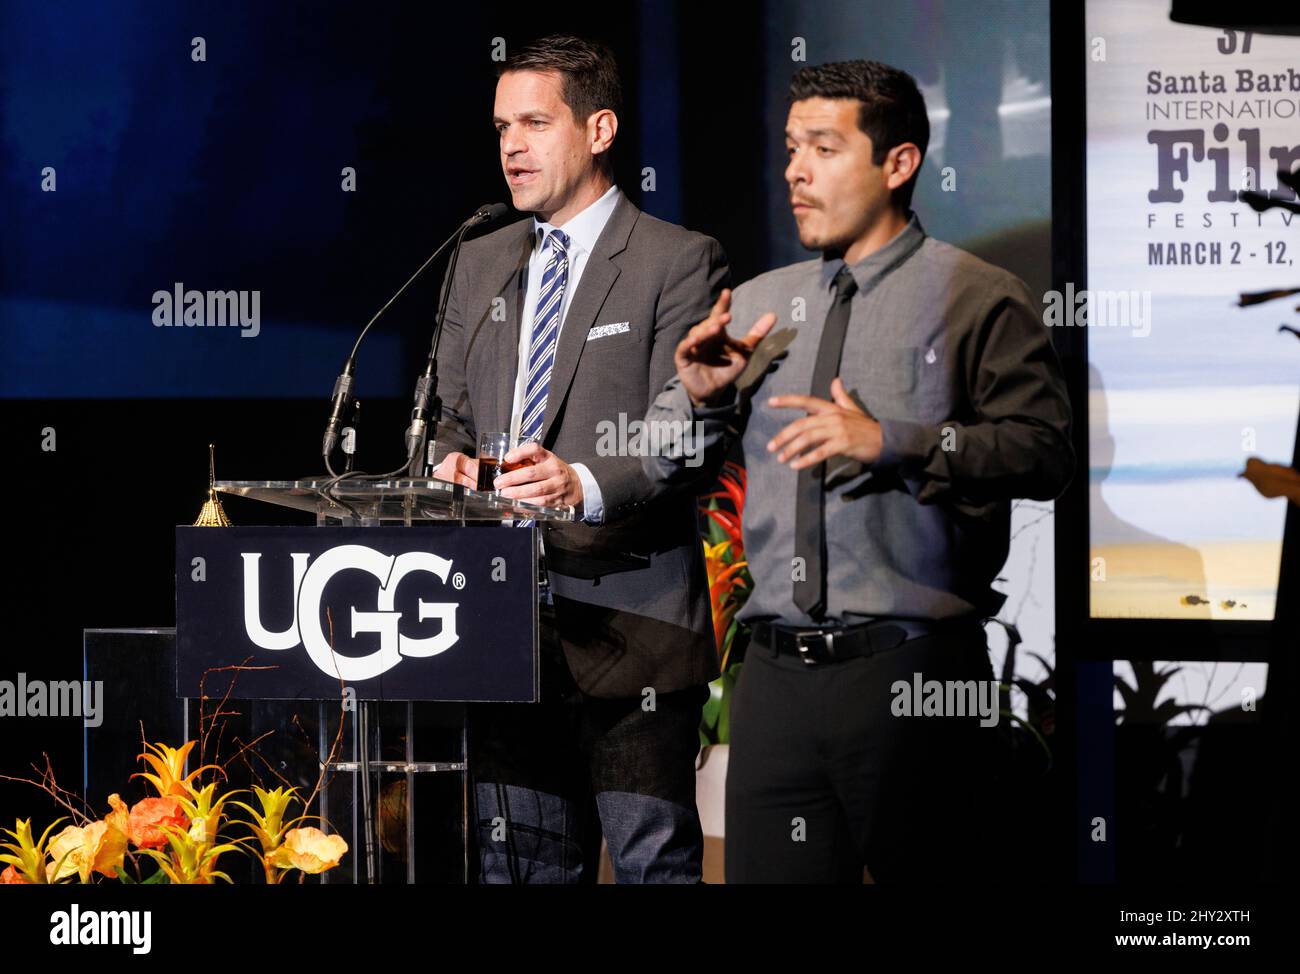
0, 0, 679, 397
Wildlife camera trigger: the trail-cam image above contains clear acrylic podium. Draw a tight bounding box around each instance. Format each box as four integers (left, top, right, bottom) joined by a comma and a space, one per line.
217, 476, 577, 527
211, 477, 574, 883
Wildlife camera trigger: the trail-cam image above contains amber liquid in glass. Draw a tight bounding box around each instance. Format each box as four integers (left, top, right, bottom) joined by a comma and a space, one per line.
476, 458, 502, 491
477, 457, 529, 491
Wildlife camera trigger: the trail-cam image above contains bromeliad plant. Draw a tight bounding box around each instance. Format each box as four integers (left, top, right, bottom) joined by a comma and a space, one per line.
133, 740, 221, 799
233, 785, 347, 883
132, 778, 247, 884
699, 461, 753, 747
1, 817, 73, 884
1, 740, 348, 884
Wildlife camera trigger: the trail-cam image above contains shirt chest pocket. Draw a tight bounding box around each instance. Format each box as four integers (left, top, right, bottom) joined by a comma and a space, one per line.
855, 344, 952, 422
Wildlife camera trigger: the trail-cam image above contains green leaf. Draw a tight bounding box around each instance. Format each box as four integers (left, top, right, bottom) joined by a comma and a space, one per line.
700, 679, 723, 733
704, 499, 728, 545
722, 617, 739, 654
114, 865, 137, 884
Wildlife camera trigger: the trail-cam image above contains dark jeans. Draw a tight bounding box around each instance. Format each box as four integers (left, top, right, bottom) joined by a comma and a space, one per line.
469, 604, 708, 883
725, 620, 999, 883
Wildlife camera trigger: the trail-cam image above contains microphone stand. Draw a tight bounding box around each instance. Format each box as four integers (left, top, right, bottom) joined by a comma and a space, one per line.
316, 204, 507, 507
404, 218, 473, 477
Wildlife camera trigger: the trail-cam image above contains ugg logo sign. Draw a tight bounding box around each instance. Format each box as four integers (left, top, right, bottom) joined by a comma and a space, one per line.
241, 545, 461, 681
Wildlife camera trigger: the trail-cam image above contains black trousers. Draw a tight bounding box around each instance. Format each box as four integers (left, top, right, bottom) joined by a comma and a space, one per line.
725, 620, 999, 883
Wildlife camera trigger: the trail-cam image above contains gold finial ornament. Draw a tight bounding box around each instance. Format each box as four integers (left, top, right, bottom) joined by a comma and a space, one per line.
194, 443, 232, 527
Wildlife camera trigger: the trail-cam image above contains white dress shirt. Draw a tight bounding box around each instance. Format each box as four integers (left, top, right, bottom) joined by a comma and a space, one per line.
509, 182, 621, 524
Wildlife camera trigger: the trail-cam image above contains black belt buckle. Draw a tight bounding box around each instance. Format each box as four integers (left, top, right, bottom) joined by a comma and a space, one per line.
794, 627, 837, 665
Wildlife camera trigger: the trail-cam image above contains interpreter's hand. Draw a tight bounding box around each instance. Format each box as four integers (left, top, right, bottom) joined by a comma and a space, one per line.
676, 288, 776, 408
767, 377, 883, 469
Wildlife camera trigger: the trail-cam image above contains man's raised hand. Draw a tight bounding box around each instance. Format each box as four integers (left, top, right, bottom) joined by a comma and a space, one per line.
676, 288, 776, 407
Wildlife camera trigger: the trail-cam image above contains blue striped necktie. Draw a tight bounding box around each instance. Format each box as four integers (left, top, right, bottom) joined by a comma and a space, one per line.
516, 227, 569, 527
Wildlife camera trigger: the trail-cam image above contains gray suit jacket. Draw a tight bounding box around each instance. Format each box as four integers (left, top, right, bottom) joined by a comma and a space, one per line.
432, 190, 729, 698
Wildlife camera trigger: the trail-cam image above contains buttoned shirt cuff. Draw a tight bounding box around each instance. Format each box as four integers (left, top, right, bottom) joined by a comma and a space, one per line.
571, 462, 603, 524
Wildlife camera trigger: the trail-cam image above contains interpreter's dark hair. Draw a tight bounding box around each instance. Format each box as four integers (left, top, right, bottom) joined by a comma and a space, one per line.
789, 59, 929, 209
502, 34, 623, 130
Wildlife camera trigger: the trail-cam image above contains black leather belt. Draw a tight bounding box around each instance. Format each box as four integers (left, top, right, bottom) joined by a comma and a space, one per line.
752, 617, 979, 666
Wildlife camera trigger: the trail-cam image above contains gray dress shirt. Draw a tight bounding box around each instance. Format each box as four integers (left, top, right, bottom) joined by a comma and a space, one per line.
643, 213, 1075, 627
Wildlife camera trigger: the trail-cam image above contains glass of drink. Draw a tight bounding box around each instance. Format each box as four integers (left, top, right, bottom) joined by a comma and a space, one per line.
476, 431, 541, 492
476, 432, 510, 492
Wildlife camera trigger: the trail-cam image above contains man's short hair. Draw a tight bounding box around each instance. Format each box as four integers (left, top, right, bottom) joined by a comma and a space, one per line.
501, 34, 624, 127
789, 59, 930, 209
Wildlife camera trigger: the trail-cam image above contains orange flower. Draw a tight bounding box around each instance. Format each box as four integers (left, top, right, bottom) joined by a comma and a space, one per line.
0, 864, 28, 884
82, 821, 123, 879
46, 795, 131, 882
91, 799, 130, 878
105, 794, 129, 840
128, 797, 187, 850
269, 827, 347, 874
79, 793, 131, 880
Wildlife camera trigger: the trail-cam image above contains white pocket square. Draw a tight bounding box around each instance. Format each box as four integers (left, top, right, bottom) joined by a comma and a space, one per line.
587, 321, 630, 341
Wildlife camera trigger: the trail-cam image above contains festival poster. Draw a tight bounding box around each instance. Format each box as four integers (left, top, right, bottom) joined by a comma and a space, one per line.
1085, 0, 1300, 620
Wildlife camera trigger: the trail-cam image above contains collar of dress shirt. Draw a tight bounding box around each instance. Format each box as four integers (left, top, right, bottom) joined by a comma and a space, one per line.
819, 210, 927, 294
532, 182, 621, 259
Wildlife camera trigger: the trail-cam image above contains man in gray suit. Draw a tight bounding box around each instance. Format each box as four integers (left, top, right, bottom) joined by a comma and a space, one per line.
430, 35, 728, 883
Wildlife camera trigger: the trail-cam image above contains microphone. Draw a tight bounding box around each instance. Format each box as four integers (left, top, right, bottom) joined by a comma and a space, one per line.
472, 202, 510, 223
403, 202, 509, 476
320, 203, 509, 472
